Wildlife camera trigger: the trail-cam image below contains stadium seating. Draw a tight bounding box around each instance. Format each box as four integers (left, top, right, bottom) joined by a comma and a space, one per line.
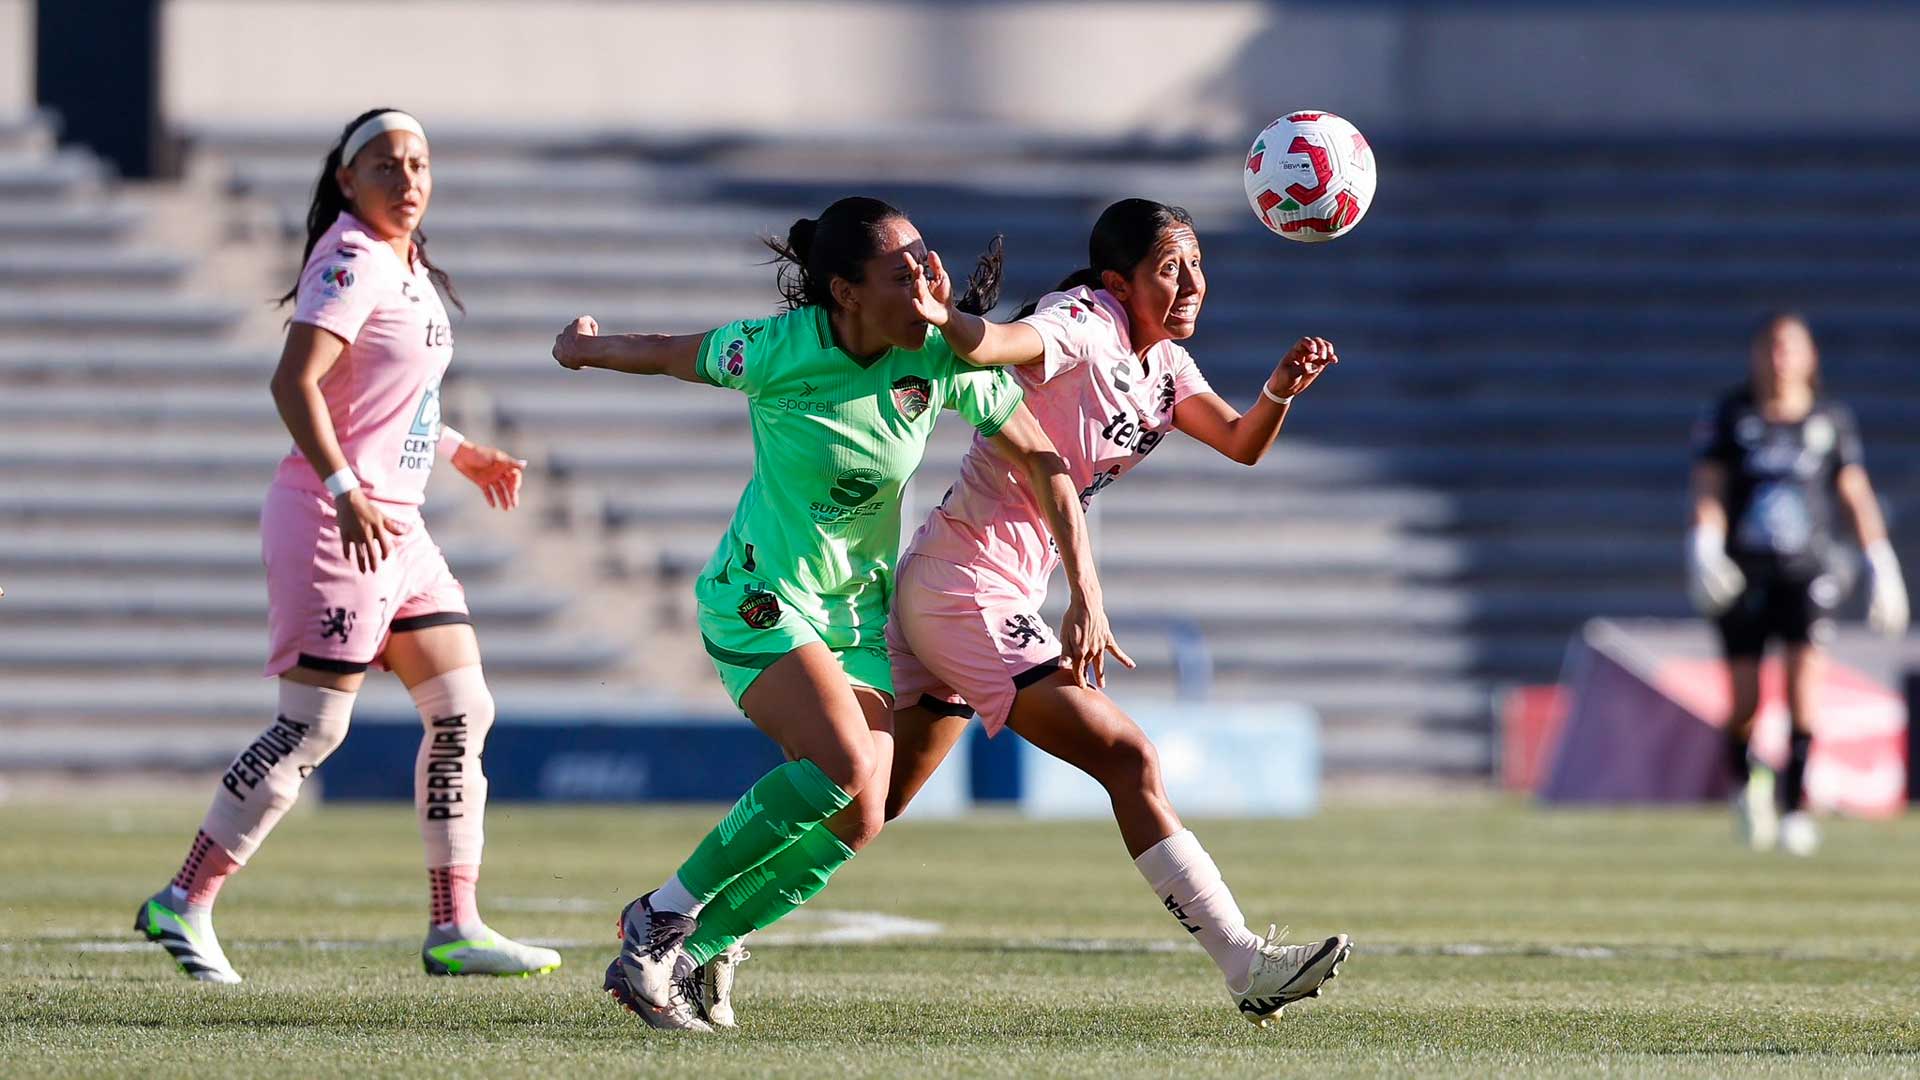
5, 115, 1917, 776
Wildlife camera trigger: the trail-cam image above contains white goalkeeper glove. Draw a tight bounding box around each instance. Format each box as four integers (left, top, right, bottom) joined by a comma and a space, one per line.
1864, 539, 1909, 638
1687, 525, 1746, 617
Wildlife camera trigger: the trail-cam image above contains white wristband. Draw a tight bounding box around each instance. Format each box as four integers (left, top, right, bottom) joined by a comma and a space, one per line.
323, 467, 360, 498
1867, 538, 1901, 574
1262, 383, 1294, 407
436, 424, 465, 460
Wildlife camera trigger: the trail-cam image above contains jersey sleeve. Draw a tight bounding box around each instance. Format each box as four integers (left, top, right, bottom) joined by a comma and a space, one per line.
1016, 292, 1105, 384
1829, 402, 1865, 470
945, 359, 1024, 438
291, 232, 392, 344
1167, 345, 1214, 407
695, 317, 773, 395
1692, 397, 1738, 465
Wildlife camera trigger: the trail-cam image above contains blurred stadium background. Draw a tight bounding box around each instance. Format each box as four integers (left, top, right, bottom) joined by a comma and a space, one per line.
3, 0, 1919, 810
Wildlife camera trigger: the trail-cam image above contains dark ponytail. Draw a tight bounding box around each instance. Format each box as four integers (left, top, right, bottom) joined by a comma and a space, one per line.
276, 106, 463, 315
764, 195, 1004, 316
1016, 198, 1196, 318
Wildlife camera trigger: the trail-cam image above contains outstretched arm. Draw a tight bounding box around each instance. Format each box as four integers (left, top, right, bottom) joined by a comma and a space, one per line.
986, 403, 1134, 688
1174, 336, 1336, 466
907, 251, 1046, 368
553, 315, 706, 383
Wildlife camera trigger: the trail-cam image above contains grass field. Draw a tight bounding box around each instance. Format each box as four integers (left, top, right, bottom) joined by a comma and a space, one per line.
3, 792, 1917, 1078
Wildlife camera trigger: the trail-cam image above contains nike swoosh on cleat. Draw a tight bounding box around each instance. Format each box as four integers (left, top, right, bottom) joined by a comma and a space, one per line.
1276, 939, 1344, 995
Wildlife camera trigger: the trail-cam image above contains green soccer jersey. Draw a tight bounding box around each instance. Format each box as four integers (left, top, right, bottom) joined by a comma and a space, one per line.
694, 305, 1024, 639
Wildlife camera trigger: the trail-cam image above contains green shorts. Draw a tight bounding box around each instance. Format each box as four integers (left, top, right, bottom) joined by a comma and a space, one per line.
694, 571, 892, 707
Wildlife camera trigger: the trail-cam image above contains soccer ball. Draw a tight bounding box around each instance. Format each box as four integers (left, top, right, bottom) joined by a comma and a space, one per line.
1244, 111, 1377, 242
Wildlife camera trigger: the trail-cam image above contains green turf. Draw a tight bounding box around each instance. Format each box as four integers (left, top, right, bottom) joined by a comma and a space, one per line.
3, 794, 1918, 1078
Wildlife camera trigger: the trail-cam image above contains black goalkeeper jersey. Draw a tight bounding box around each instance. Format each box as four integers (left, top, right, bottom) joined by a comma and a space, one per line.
1693, 387, 1862, 581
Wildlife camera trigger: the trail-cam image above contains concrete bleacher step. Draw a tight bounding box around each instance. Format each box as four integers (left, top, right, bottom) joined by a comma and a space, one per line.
0, 676, 685, 729
0, 386, 282, 429
0, 148, 108, 198
0, 527, 516, 576
0, 202, 140, 242
0, 627, 628, 674
0, 296, 245, 340
0, 248, 193, 290
0, 112, 58, 156
1104, 580, 1689, 631
0, 481, 273, 523
1097, 487, 1688, 534
1096, 532, 1684, 584
1116, 629, 1563, 679
0, 575, 568, 627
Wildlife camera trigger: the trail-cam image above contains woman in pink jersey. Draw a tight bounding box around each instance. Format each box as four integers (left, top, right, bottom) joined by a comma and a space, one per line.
886, 199, 1349, 1025
136, 108, 560, 983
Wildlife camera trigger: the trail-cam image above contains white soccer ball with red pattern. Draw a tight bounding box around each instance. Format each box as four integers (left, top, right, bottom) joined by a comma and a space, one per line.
1244, 111, 1377, 243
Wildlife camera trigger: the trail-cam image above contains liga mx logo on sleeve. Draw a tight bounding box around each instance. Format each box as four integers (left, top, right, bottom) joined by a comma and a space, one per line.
722, 337, 749, 377
891, 375, 932, 421
320, 264, 355, 298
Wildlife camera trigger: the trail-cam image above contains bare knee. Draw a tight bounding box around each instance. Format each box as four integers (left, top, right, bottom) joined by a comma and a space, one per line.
1094, 735, 1164, 801
811, 740, 876, 798
834, 788, 890, 852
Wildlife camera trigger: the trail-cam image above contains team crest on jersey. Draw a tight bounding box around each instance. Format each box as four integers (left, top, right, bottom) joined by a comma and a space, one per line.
737, 587, 782, 630
1804, 414, 1835, 455
891, 375, 932, 421
722, 337, 748, 377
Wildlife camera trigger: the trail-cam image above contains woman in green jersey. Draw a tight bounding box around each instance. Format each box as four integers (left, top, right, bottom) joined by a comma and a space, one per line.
552, 196, 1125, 1031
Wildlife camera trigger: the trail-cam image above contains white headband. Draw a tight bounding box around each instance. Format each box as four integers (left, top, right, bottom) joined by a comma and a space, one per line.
341, 111, 427, 166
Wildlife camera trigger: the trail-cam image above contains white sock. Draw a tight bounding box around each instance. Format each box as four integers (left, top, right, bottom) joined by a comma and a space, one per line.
201, 681, 356, 861
652, 873, 704, 918
1133, 829, 1264, 991
410, 665, 494, 867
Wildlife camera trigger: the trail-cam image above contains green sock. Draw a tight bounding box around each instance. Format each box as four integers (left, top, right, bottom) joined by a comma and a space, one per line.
674, 759, 852, 905
684, 823, 857, 966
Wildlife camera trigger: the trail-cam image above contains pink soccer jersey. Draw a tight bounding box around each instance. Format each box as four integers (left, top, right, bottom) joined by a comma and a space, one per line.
904, 287, 1215, 592
273, 211, 456, 512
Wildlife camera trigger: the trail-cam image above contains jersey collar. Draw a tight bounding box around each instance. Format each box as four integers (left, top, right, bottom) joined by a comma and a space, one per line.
811, 305, 892, 370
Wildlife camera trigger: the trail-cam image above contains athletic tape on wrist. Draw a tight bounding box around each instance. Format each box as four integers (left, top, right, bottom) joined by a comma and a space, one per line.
1261, 383, 1294, 407
323, 467, 360, 497
436, 424, 464, 460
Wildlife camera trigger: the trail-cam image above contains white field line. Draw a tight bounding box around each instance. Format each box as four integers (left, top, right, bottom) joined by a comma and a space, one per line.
12, 906, 943, 953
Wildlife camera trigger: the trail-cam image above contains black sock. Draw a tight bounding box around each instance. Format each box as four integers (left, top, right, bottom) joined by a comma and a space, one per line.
1778, 731, 1813, 813
1724, 731, 1752, 784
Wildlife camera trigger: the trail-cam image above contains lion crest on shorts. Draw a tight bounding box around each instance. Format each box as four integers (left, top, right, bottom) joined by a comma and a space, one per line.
737, 586, 782, 630
891, 375, 932, 421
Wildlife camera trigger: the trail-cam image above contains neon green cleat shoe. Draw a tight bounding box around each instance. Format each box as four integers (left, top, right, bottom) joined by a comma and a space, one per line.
134, 889, 241, 984
422, 925, 563, 977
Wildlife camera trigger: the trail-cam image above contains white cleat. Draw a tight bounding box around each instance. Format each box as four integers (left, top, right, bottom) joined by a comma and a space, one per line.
1780, 811, 1821, 857
1738, 768, 1779, 852
1232, 926, 1352, 1027
422, 926, 563, 976
134, 889, 241, 984
605, 952, 713, 1032
699, 940, 752, 1029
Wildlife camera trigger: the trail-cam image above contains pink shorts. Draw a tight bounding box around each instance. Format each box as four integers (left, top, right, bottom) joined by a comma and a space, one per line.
261, 484, 469, 678
886, 553, 1064, 735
